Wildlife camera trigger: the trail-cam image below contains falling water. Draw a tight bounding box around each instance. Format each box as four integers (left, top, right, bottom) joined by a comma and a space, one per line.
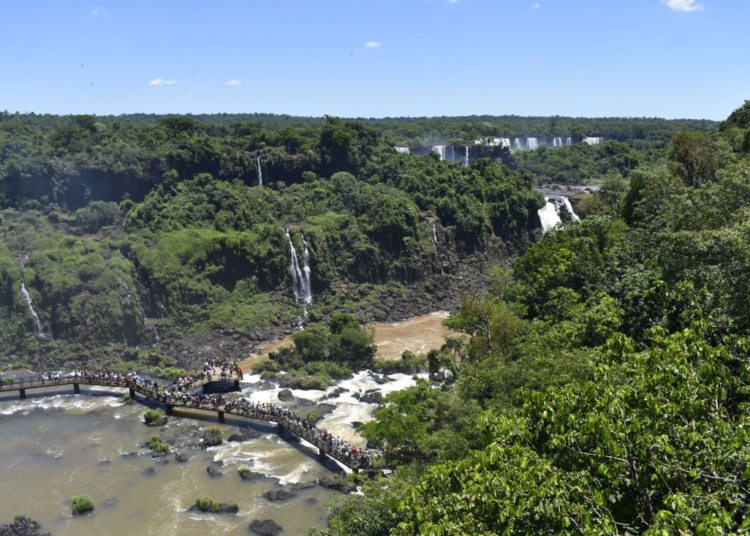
566, 137, 573, 146
20, 282, 45, 339
514, 138, 522, 151
285, 229, 312, 306
499, 138, 511, 148
431, 223, 445, 275
257, 156, 263, 187
561, 197, 581, 222
464, 146, 469, 167
300, 233, 313, 306
153, 326, 160, 344
583, 137, 604, 145
451, 145, 455, 162
394, 147, 410, 154
553, 137, 563, 147
538, 198, 563, 234
431, 145, 446, 161
526, 137, 538, 150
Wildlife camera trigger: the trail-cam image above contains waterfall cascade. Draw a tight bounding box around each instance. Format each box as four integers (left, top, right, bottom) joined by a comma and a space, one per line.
431, 222, 445, 275
257, 156, 263, 187
498, 138, 511, 148
285, 229, 312, 306
464, 146, 469, 167
514, 138, 522, 151
566, 137, 573, 146
583, 137, 604, 145
526, 137, 538, 150
394, 147, 410, 154
538, 196, 580, 234
300, 232, 313, 304
431, 145, 446, 161
20, 282, 45, 339
553, 137, 563, 147
153, 326, 160, 343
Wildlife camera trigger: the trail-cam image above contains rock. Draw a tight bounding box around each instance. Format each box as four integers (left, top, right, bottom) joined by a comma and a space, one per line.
187, 504, 238, 515
360, 390, 383, 404
207, 466, 224, 478
318, 475, 358, 494
351, 421, 364, 429
227, 427, 261, 442
278, 389, 294, 402
248, 519, 283, 536
293, 480, 318, 490
373, 375, 393, 385
145, 415, 168, 427
142, 466, 156, 476
175, 452, 189, 463
239, 469, 267, 481
120, 451, 137, 458
201, 429, 223, 448
0, 516, 50, 536
351, 392, 361, 400
263, 488, 297, 502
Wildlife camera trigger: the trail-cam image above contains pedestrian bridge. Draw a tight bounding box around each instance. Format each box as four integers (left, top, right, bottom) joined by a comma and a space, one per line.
0, 371, 376, 473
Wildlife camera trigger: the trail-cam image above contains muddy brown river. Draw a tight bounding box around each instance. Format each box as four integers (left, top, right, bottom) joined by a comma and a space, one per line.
0, 313, 450, 534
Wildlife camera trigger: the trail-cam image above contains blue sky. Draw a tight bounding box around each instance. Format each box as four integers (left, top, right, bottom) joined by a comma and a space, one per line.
0, 0, 747, 119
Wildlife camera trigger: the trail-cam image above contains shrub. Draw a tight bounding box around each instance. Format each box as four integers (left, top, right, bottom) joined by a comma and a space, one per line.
149, 435, 169, 453
252, 359, 279, 374
208, 427, 222, 437
2, 377, 15, 385
238, 467, 250, 475
71, 495, 94, 515
260, 370, 277, 380
195, 496, 220, 512
144, 409, 164, 424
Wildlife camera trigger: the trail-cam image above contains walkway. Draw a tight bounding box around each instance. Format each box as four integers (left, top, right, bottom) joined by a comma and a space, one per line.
0, 370, 376, 472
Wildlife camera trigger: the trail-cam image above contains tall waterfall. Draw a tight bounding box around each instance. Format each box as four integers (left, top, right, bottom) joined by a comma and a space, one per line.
285, 229, 312, 305
256, 156, 263, 187
431, 145, 446, 161
553, 137, 563, 147
300, 232, 313, 305
538, 196, 580, 234
20, 282, 45, 339
499, 138, 511, 148
514, 138, 522, 151
566, 137, 573, 146
431, 222, 445, 275
451, 145, 455, 162
526, 137, 538, 150
538, 198, 563, 234
464, 146, 469, 167
562, 197, 581, 222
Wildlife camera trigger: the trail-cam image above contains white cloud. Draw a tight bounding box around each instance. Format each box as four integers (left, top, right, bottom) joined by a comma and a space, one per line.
364, 41, 381, 48
148, 78, 176, 86
90, 7, 106, 16
661, 0, 704, 12
530, 2, 541, 8
225, 80, 244, 86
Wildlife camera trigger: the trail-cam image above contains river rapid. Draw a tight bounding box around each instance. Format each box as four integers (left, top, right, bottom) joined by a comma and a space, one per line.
0, 313, 451, 535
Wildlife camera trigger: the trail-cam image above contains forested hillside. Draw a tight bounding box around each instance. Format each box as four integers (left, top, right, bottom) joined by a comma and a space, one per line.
320, 101, 750, 534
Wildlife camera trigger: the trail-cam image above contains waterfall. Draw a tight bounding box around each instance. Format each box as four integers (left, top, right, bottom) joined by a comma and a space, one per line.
300, 232, 313, 305
285, 229, 312, 305
395, 147, 410, 154
538, 196, 580, 233
566, 137, 573, 146
583, 137, 603, 145
20, 282, 45, 339
431, 223, 445, 275
256, 156, 263, 187
464, 146, 469, 167
451, 145, 455, 162
561, 197, 581, 222
514, 138, 522, 151
538, 198, 563, 234
153, 326, 160, 344
431, 145, 446, 161
526, 137, 538, 150
553, 137, 563, 147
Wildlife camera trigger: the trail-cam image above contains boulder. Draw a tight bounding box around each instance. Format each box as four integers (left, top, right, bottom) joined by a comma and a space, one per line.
0, 516, 50, 536
187, 503, 238, 515
175, 452, 189, 463
318, 475, 358, 494
201, 429, 223, 448
278, 389, 294, 402
145, 415, 168, 427
262, 488, 297, 502
228, 427, 261, 442
207, 466, 224, 478
360, 390, 383, 404
248, 519, 283, 536
141, 467, 156, 476
239, 469, 267, 481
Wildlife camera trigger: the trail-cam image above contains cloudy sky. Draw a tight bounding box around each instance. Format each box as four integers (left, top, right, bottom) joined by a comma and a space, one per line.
0, 0, 747, 119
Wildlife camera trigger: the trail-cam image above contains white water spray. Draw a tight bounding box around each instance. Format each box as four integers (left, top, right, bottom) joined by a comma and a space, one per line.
285, 229, 312, 306
464, 146, 469, 167
526, 137, 538, 150
257, 156, 263, 187
538, 198, 563, 234
566, 137, 573, 146
583, 137, 604, 145
514, 138, 522, 151
431, 145, 446, 161
561, 197, 581, 222
394, 147, 410, 154
553, 137, 563, 147
20, 282, 45, 339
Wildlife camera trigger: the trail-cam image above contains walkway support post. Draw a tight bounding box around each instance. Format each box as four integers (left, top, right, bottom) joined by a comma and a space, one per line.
129, 387, 135, 399
218, 411, 225, 424
234, 379, 240, 392
19, 388, 26, 400
73, 383, 80, 394
165, 405, 173, 415
318, 448, 328, 463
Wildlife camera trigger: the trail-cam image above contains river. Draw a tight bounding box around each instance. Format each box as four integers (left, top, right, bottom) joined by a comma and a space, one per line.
0, 313, 451, 535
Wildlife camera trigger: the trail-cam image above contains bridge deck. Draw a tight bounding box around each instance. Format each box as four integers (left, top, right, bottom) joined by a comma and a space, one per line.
0, 373, 372, 472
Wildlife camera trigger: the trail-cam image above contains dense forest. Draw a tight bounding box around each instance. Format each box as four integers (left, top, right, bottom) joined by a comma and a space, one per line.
314, 101, 750, 534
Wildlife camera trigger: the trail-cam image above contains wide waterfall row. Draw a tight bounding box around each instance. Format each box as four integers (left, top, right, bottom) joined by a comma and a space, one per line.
285, 229, 313, 305
20, 282, 45, 340
537, 196, 580, 234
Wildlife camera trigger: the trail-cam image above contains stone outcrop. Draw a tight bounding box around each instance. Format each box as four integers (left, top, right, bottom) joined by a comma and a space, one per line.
249, 519, 283, 536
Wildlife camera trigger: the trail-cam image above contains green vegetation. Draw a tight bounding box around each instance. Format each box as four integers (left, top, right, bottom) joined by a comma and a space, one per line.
194, 496, 222, 512
143, 409, 165, 424
71, 495, 94, 515
148, 435, 169, 454
319, 101, 750, 534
